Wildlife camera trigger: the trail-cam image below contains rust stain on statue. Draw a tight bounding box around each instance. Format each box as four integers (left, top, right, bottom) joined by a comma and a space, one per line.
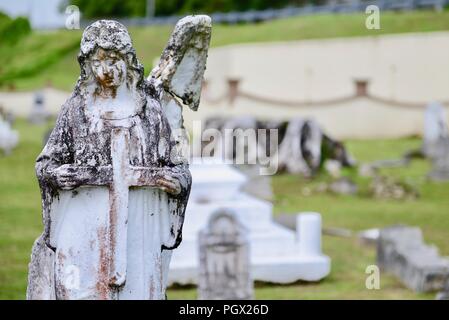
96, 226, 110, 300
94, 81, 117, 99
158, 256, 163, 291
55, 251, 68, 299
108, 186, 118, 286
148, 275, 155, 300
92, 49, 122, 99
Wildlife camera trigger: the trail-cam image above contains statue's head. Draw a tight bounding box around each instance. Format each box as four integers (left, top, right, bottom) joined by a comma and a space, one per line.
77, 20, 144, 97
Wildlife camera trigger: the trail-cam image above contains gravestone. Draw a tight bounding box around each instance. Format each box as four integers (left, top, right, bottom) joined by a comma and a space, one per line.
377, 226, 449, 292
0, 106, 15, 125
276, 118, 354, 175
198, 209, 253, 300
28, 91, 50, 124
422, 102, 449, 181
423, 102, 448, 157
27, 17, 211, 300
0, 113, 19, 155
277, 118, 315, 176
358, 228, 379, 246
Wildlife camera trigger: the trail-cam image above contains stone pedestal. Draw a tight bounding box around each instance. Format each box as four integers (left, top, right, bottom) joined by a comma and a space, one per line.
297, 213, 322, 256
168, 158, 331, 285
378, 226, 449, 293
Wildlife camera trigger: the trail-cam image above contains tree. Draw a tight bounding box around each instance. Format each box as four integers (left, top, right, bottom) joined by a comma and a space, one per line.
69, 0, 146, 18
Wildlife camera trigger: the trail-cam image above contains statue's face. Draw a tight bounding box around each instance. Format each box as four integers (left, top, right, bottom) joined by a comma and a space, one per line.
90, 48, 126, 89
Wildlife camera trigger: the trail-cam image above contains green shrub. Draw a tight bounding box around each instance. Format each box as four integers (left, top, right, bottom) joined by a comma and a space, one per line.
0, 14, 31, 45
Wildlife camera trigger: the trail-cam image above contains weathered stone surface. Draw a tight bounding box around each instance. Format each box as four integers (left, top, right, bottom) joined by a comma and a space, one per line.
151, 15, 211, 112
277, 118, 315, 176
151, 15, 211, 157
26, 236, 55, 300
198, 209, 253, 300
27, 17, 211, 300
377, 226, 449, 293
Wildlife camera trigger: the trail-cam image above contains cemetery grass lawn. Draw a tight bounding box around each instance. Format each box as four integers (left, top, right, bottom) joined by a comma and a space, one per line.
0, 121, 445, 300
5, 10, 449, 91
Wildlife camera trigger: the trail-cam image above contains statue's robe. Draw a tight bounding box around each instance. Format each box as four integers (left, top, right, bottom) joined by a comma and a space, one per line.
27, 84, 191, 300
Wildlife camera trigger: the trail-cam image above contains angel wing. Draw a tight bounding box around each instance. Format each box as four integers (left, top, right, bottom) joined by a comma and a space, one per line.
149, 15, 212, 137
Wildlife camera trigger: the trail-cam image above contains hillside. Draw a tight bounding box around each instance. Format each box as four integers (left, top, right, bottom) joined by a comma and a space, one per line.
2, 10, 449, 91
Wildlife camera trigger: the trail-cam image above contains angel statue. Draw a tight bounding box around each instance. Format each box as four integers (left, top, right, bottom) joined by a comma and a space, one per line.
26, 16, 211, 300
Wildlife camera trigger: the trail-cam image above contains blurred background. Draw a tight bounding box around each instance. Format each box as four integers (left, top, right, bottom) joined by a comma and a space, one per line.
1, 0, 449, 300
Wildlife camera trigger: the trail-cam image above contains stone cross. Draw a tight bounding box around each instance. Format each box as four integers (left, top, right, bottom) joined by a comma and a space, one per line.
198, 209, 253, 300
108, 125, 166, 286
58, 125, 165, 288
108, 127, 130, 287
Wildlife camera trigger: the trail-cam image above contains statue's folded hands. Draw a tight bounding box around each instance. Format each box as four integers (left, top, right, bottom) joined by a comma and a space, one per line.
155, 175, 182, 195
48, 165, 184, 195
47, 164, 113, 190
130, 166, 186, 195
